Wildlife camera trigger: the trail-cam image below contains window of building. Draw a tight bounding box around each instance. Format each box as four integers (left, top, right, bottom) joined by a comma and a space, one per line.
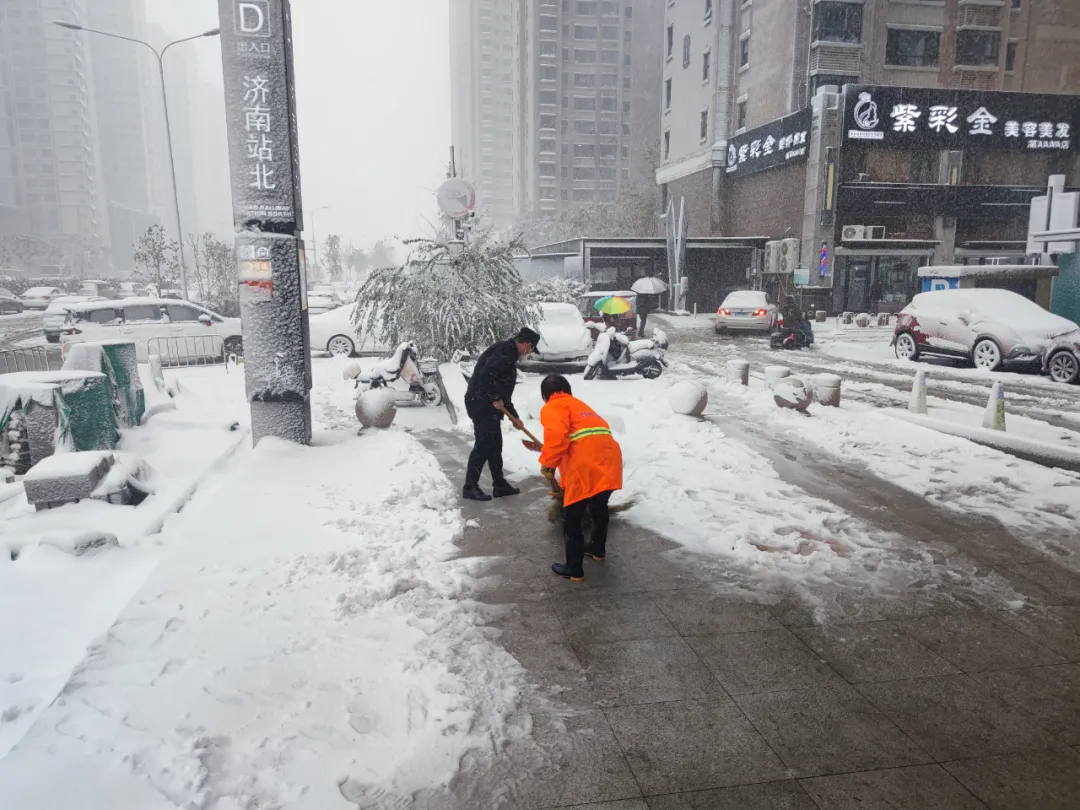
601, 1, 619, 14
808, 73, 858, 96
1006, 40, 1018, 72
601, 96, 618, 111
574, 166, 595, 180
575, 25, 597, 39
1012, 0, 1021, 8
574, 48, 597, 63
601, 73, 618, 86
574, 119, 597, 134
601, 25, 619, 40
737, 99, 747, 130
540, 16, 558, 32
625, 53, 631, 66
739, 34, 750, 67
573, 189, 594, 202
574, 96, 596, 111
540, 90, 558, 105
623, 122, 631, 135
910, 151, 937, 184
813, 2, 863, 45
700, 109, 709, 140
623, 76, 631, 89
540, 65, 557, 81
540, 187, 557, 200
683, 34, 691, 68
540, 41, 557, 56
540, 139, 557, 153
602, 49, 619, 63
667, 24, 674, 58
625, 30, 632, 44
625, 6, 632, 18
665, 78, 672, 109
575, 143, 596, 157
540, 114, 557, 129
539, 162, 557, 177
663, 130, 671, 159
885, 29, 940, 67
622, 144, 630, 159
575, 73, 596, 87
577, 1, 598, 13
703, 49, 711, 81
600, 143, 617, 158
561, 189, 569, 200
956, 30, 1000, 66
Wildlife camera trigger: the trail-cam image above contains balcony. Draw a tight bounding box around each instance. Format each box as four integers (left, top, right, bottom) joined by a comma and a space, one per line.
809, 42, 862, 75
957, 5, 1002, 30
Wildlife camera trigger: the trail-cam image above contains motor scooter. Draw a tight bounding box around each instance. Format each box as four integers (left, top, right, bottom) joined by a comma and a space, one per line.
583, 327, 668, 380
342, 341, 444, 406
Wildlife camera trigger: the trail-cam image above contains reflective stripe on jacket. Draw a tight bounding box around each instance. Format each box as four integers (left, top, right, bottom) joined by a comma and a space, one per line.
539, 392, 623, 506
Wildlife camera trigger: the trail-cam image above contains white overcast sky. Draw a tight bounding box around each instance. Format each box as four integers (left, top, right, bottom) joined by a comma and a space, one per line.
144, 0, 451, 249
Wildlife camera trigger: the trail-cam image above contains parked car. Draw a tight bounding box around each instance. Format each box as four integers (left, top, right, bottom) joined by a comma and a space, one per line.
309, 302, 387, 357
527, 302, 594, 364
19, 286, 65, 310
116, 281, 152, 298
42, 295, 105, 341
715, 290, 778, 334
78, 279, 115, 299
311, 285, 345, 306
1043, 330, 1080, 384
308, 292, 340, 315
60, 298, 243, 362
893, 289, 1078, 372
0, 288, 24, 314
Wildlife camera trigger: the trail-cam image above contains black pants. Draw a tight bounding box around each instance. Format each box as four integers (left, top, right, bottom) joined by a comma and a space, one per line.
638, 311, 648, 337
466, 415, 505, 487
563, 490, 613, 574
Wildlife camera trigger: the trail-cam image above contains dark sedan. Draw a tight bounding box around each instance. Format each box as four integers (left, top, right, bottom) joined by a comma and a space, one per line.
0, 288, 24, 314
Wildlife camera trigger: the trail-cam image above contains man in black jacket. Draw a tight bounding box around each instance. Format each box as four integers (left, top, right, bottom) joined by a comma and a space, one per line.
463, 327, 540, 501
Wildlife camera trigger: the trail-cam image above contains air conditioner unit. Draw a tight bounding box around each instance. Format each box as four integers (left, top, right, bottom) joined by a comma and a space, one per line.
764, 240, 782, 273
841, 224, 865, 241
866, 225, 886, 240
779, 238, 800, 273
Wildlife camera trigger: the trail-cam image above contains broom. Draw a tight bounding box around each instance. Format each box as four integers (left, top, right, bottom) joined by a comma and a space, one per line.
498, 405, 636, 523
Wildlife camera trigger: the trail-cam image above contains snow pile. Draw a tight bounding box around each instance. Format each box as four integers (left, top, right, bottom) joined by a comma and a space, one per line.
668, 379, 707, 416
0, 430, 524, 808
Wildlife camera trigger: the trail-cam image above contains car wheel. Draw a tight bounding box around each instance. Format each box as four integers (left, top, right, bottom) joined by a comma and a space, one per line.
223, 336, 243, 357
1048, 350, 1080, 384
46, 335, 59, 343
972, 338, 1002, 371
327, 335, 355, 356
894, 331, 920, 362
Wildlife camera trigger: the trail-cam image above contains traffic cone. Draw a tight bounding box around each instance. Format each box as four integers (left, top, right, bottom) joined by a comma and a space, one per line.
908, 369, 928, 414
982, 382, 1006, 431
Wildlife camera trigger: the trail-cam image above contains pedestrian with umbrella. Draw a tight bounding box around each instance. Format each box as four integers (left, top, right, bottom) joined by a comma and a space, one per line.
631, 277, 668, 337
462, 327, 540, 501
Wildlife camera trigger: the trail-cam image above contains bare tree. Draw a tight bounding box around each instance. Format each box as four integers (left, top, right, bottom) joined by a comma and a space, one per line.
132, 224, 180, 294
323, 234, 343, 281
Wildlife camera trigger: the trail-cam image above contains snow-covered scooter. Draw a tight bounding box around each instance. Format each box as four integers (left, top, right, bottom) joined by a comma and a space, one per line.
583, 327, 668, 380
342, 341, 444, 407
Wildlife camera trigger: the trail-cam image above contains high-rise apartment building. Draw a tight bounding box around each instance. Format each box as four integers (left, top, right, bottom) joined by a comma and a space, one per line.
450, 0, 517, 232
450, 0, 664, 233
0, 0, 109, 274
657, 0, 1080, 317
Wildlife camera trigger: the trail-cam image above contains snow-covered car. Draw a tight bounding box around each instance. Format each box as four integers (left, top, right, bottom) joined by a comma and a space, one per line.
42, 295, 105, 341
1043, 330, 1080, 384
116, 281, 152, 298
893, 289, 1078, 372
60, 298, 243, 362
78, 280, 115, 298
19, 286, 64, 310
309, 302, 387, 357
0, 288, 23, 314
715, 290, 778, 334
311, 286, 344, 306
529, 302, 594, 363
308, 293, 340, 315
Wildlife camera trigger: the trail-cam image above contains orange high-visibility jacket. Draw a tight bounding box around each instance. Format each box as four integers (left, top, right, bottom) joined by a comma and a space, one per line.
539, 392, 623, 506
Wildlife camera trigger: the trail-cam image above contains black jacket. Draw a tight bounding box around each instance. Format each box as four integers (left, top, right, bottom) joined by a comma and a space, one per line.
465, 339, 519, 419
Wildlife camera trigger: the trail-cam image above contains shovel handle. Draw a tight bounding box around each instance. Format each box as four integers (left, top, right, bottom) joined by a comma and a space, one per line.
497, 404, 542, 445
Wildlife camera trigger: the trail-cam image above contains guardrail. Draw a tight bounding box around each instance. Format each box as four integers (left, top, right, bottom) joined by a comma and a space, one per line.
0, 346, 51, 374
146, 335, 228, 368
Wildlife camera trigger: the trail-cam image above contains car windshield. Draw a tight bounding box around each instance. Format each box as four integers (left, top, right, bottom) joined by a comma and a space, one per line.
723, 291, 767, 308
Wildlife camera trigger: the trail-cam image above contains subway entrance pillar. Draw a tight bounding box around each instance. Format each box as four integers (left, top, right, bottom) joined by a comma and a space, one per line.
217, 0, 312, 444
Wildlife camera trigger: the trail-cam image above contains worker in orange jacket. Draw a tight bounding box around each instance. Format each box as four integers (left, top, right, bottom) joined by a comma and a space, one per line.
538, 374, 623, 581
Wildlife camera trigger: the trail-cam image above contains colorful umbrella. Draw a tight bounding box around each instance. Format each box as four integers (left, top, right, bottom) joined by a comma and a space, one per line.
593, 295, 633, 315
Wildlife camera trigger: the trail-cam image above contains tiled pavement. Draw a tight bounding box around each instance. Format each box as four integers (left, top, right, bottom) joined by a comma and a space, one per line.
419, 430, 1080, 810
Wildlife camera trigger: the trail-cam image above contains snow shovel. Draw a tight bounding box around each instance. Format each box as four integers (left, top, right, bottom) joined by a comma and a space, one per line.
496, 404, 543, 450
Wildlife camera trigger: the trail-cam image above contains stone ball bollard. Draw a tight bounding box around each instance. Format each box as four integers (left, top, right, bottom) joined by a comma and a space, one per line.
764, 365, 791, 387
841, 311, 855, 325
877, 313, 890, 327
773, 377, 814, 411
727, 359, 750, 386
812, 373, 842, 407
669, 380, 708, 416
815, 310, 828, 323
855, 313, 872, 328
356, 388, 398, 428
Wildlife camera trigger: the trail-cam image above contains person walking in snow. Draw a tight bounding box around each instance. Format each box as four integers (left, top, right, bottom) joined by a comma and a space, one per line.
462, 327, 540, 502
538, 374, 623, 581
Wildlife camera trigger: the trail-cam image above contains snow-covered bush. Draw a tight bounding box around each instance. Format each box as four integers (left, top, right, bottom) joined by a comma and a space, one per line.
525, 277, 587, 305
352, 233, 539, 361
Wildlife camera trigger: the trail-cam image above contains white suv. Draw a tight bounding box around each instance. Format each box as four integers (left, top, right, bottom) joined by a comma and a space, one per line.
60, 298, 243, 363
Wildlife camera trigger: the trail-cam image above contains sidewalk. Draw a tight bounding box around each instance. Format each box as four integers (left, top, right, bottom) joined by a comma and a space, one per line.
420, 426, 1080, 809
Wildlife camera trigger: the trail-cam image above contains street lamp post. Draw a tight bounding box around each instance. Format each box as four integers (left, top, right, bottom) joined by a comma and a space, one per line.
309, 206, 330, 283
53, 21, 219, 301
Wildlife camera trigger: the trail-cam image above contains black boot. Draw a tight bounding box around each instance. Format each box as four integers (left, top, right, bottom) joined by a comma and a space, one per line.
462, 484, 492, 501
582, 544, 605, 562
551, 563, 584, 581
492, 481, 520, 497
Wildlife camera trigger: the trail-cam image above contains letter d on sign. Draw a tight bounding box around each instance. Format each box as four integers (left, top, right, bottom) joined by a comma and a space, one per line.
236, 0, 270, 36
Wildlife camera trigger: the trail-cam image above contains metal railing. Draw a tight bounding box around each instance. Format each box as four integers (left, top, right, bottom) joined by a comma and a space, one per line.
146, 335, 229, 368
0, 347, 52, 375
